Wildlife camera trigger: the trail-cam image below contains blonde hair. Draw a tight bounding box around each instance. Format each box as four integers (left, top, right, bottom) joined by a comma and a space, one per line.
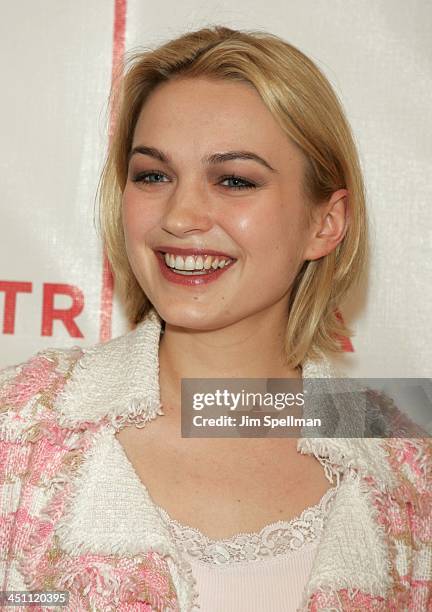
98, 26, 368, 367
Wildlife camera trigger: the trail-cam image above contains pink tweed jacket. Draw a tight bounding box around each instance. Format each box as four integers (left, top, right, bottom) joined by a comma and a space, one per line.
0, 308, 431, 611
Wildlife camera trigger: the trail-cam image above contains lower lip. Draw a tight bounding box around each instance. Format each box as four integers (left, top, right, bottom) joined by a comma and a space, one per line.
154, 252, 236, 286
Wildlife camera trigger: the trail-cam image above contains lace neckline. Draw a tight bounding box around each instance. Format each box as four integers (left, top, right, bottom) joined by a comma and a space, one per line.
157, 485, 337, 566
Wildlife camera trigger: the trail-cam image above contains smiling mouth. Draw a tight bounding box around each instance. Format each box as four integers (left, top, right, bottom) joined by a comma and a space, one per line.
158, 251, 236, 275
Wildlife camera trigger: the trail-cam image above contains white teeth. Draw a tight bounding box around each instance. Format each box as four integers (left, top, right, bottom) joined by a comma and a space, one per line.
165, 253, 177, 268
170, 269, 209, 276
162, 252, 234, 273
184, 256, 195, 271
175, 255, 185, 270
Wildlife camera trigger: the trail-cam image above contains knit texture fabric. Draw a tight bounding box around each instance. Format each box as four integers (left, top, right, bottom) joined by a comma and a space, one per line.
0, 307, 431, 611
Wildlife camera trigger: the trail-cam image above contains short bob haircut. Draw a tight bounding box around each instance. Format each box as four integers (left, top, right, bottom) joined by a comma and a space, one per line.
98, 26, 368, 368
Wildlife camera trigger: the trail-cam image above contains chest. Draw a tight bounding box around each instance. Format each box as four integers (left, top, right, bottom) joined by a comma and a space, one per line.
115, 422, 334, 539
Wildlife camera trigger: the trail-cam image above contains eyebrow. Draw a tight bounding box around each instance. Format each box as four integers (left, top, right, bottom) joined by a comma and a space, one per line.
128, 145, 278, 173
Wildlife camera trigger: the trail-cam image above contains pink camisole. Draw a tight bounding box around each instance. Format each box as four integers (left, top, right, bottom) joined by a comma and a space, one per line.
157, 486, 337, 611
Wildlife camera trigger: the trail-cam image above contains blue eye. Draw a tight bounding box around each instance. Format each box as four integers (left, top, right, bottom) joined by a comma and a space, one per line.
132, 171, 169, 184
220, 175, 256, 190
131, 171, 257, 190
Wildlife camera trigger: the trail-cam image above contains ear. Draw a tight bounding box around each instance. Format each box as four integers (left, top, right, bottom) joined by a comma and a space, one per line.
303, 189, 349, 261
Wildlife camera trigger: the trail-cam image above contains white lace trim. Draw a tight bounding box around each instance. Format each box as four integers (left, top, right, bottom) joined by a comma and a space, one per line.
157, 486, 337, 566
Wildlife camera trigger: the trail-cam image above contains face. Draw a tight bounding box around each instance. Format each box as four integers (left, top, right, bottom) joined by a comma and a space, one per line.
122, 77, 318, 330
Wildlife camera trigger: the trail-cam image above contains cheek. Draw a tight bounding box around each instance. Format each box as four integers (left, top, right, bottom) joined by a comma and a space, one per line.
121, 191, 156, 246
228, 202, 306, 267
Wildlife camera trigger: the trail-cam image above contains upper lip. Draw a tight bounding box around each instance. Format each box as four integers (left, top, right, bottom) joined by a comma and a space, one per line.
154, 246, 236, 259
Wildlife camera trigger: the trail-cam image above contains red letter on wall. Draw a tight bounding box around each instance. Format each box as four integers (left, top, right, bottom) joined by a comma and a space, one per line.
335, 309, 354, 352
42, 283, 84, 338
0, 281, 32, 334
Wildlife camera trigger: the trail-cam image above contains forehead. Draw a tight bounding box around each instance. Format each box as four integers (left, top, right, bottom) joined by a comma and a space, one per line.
132, 77, 301, 166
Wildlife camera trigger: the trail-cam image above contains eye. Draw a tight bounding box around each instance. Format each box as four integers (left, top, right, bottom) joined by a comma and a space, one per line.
131, 171, 170, 184
219, 175, 257, 190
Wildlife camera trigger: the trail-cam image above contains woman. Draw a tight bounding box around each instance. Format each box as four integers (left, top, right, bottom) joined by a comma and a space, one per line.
0, 26, 430, 611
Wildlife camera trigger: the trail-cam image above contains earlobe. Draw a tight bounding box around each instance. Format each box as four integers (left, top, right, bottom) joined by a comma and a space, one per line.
304, 189, 349, 261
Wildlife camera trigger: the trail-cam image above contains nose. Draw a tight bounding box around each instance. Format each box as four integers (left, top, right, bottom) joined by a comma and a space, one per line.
160, 179, 213, 237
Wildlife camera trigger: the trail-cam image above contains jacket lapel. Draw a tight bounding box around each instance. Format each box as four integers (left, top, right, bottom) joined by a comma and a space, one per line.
301, 468, 392, 605
53, 425, 198, 611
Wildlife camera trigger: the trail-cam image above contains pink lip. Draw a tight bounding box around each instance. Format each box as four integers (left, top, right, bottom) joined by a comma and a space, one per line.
154, 245, 236, 258
154, 251, 236, 286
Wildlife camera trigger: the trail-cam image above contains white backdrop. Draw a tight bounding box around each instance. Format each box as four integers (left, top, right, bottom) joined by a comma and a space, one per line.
1, 0, 431, 377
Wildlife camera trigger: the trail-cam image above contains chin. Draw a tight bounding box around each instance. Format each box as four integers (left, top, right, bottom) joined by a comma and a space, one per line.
154, 302, 232, 332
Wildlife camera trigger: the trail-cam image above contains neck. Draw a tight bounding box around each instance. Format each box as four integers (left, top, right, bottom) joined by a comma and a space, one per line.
158, 306, 301, 406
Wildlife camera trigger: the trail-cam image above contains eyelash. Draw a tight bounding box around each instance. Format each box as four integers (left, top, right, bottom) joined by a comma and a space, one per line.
131, 171, 257, 191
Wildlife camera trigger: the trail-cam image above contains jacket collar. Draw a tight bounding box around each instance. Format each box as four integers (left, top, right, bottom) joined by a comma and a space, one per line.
55, 307, 396, 489
55, 306, 337, 429
56, 307, 164, 429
